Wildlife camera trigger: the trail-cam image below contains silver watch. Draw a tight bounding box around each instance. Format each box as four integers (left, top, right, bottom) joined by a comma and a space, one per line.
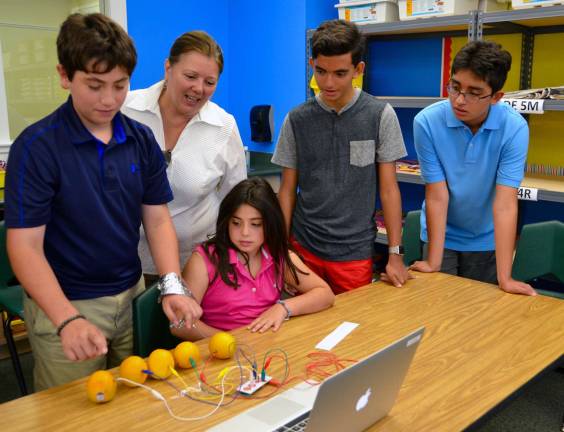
157, 273, 193, 303
388, 245, 405, 255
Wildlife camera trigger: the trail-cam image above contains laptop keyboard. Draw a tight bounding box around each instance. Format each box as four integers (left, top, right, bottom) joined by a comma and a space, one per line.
274, 411, 311, 432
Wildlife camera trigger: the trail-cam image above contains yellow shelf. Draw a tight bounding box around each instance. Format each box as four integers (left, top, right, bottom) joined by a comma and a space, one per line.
521, 175, 564, 194
395, 168, 564, 203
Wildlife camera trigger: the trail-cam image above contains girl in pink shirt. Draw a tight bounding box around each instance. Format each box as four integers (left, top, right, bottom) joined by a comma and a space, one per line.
172, 178, 334, 341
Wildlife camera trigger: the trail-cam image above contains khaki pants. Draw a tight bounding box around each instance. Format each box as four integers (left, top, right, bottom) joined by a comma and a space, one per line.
24, 277, 145, 391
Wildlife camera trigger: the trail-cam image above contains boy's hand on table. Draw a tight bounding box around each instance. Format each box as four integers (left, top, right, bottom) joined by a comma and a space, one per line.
409, 260, 440, 273
381, 254, 413, 287
499, 278, 537, 296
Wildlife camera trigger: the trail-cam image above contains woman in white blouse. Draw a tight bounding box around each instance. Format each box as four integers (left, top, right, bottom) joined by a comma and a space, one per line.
122, 31, 246, 280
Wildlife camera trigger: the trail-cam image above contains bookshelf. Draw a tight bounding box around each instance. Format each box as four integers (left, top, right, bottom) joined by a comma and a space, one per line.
362, 7, 564, 206
305, 6, 564, 242
394, 167, 564, 203
375, 96, 564, 111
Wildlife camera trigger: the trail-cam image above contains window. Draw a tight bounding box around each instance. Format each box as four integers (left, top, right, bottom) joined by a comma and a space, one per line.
0, 0, 126, 157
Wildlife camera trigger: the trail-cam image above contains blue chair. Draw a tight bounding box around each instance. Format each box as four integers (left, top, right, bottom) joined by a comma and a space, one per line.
0, 221, 28, 395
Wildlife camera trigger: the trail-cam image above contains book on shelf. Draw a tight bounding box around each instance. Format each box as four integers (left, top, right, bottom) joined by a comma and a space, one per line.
374, 210, 405, 231
396, 159, 420, 174
526, 163, 564, 178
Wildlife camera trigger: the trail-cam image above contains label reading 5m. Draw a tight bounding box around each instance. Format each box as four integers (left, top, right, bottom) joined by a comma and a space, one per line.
501, 98, 544, 114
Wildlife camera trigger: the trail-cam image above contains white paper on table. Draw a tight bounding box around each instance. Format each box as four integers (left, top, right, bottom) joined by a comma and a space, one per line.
315, 321, 359, 351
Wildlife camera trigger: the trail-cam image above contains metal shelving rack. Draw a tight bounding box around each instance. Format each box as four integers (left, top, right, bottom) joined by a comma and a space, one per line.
305, 7, 564, 241
356, 12, 474, 36
477, 5, 564, 90
395, 171, 564, 203
306, 6, 564, 103
374, 96, 564, 110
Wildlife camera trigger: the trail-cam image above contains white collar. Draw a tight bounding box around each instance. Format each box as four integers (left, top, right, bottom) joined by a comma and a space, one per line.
126, 80, 163, 114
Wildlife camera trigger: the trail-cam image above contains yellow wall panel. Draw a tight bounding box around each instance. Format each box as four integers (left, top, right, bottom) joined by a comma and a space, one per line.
531, 33, 564, 88
449, 34, 522, 92
528, 111, 564, 168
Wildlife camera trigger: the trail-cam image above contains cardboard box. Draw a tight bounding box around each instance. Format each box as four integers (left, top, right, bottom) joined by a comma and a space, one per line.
336, 0, 399, 24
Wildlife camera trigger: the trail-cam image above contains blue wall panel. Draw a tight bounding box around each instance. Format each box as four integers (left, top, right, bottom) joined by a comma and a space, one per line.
394, 108, 419, 160
127, 0, 340, 152
519, 201, 564, 229
227, 0, 306, 152
306, 0, 338, 29
367, 37, 443, 97
127, 0, 230, 108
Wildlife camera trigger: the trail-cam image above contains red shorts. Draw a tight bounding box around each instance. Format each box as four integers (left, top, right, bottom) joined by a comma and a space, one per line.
290, 237, 373, 295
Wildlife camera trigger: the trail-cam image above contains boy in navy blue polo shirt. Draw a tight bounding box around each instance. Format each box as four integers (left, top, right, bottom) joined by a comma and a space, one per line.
411, 41, 535, 296
5, 13, 202, 391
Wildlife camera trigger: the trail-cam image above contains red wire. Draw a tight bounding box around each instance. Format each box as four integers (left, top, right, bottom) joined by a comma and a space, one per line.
276, 352, 358, 389
303, 351, 357, 383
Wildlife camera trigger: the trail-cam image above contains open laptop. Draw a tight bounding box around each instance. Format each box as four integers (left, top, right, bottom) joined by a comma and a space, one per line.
208, 327, 424, 432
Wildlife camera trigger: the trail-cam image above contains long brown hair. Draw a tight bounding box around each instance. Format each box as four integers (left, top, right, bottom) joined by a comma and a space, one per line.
203, 178, 303, 289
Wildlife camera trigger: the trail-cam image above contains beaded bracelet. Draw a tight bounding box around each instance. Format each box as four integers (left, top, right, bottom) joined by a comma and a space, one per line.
56, 314, 86, 336
277, 300, 292, 320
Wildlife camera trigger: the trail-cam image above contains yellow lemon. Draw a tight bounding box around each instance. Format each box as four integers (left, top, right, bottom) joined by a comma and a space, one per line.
119, 355, 148, 386
209, 331, 236, 359
86, 370, 117, 403
147, 348, 175, 379
173, 342, 201, 369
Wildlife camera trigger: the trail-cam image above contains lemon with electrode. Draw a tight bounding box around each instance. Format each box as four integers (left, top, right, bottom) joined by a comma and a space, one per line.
119, 355, 149, 386
147, 348, 175, 379
173, 341, 201, 368
209, 331, 237, 359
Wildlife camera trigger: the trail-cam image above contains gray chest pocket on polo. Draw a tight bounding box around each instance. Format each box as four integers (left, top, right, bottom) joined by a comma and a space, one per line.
350, 140, 376, 167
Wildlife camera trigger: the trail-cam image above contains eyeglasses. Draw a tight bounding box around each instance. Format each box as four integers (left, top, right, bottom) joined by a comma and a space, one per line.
446, 84, 493, 104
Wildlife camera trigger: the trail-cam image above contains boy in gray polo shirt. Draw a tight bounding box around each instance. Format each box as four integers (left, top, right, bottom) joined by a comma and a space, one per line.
272, 19, 410, 294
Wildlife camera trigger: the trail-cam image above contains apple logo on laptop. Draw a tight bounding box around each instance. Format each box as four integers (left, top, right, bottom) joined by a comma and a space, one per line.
356, 388, 372, 412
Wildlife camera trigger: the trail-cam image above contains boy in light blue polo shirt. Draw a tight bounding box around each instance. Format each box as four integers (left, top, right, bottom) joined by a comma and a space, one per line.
412, 40, 535, 296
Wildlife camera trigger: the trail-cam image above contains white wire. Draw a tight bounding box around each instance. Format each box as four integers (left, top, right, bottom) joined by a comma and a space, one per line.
116, 377, 165, 400
116, 365, 246, 422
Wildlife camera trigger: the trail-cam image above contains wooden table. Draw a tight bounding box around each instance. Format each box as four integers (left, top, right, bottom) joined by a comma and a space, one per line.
1, 272, 563, 431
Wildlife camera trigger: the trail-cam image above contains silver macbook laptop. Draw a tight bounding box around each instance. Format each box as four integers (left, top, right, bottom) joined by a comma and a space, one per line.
208, 326, 425, 432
